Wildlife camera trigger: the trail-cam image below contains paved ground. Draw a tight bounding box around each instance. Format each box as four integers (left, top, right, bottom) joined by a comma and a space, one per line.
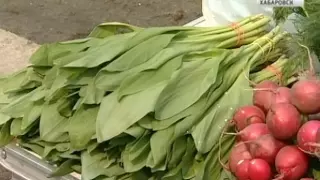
0, 0, 201, 179
0, 0, 201, 43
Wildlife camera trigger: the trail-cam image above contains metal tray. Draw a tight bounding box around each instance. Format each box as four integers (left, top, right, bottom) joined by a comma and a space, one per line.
0, 16, 206, 180
0, 144, 81, 180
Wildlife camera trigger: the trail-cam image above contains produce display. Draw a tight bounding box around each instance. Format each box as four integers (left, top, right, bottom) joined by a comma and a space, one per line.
0, 14, 317, 180
225, 78, 320, 180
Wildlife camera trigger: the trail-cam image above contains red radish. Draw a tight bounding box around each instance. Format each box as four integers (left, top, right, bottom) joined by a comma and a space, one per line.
291, 79, 320, 114
266, 103, 301, 140
249, 134, 286, 164
273, 87, 291, 105
253, 80, 279, 113
248, 159, 272, 180
274, 146, 309, 180
225, 123, 270, 142
235, 159, 250, 180
228, 142, 252, 173
233, 105, 266, 130
297, 120, 320, 155
300, 178, 314, 180
235, 159, 272, 180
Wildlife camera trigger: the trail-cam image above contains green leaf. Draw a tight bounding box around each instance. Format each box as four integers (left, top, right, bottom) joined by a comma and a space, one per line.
192, 70, 253, 153
21, 100, 44, 130
117, 55, 182, 99
195, 135, 235, 180
124, 26, 193, 49
2, 68, 42, 94
59, 151, 80, 160
89, 22, 141, 38
181, 137, 198, 179
109, 135, 135, 147
68, 68, 100, 86
137, 116, 153, 130
81, 150, 108, 180
53, 52, 89, 67
87, 141, 99, 154
219, 169, 236, 180
42, 142, 70, 158
81, 150, 126, 180
155, 49, 229, 120
0, 91, 11, 108
122, 133, 151, 172
19, 68, 43, 90
124, 125, 146, 139
2, 69, 27, 93
105, 34, 176, 72
0, 87, 41, 118
96, 82, 166, 142
18, 141, 44, 155
39, 99, 70, 142
44, 68, 86, 101
45, 151, 63, 163
80, 82, 106, 105
10, 118, 28, 136
0, 121, 14, 147
0, 113, 11, 126
42, 67, 59, 89
72, 164, 82, 173
49, 159, 78, 177
68, 105, 99, 150
29, 87, 47, 102
167, 136, 187, 169
131, 171, 151, 180
63, 33, 136, 68
94, 43, 207, 92
151, 96, 206, 131
161, 165, 183, 180
29, 37, 101, 66
146, 126, 174, 169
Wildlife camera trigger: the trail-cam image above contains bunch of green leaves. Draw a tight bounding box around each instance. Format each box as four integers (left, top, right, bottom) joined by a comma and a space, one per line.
0, 16, 296, 180
273, 0, 320, 60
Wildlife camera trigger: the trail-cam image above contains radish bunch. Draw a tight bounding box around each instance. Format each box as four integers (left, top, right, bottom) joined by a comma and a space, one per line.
225, 79, 320, 180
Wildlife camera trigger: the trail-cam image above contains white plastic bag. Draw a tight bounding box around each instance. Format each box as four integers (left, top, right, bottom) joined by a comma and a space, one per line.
202, 0, 273, 26
202, 0, 298, 33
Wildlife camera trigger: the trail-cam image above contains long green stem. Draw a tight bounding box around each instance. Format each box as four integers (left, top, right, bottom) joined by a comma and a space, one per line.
178, 17, 270, 45
302, 6, 309, 17
243, 26, 281, 55
185, 14, 266, 36
176, 27, 266, 49
250, 33, 287, 68
216, 28, 266, 48
250, 57, 288, 83
186, 16, 261, 37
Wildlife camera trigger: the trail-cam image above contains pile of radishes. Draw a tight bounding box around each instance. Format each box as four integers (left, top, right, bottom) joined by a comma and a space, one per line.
227, 79, 320, 180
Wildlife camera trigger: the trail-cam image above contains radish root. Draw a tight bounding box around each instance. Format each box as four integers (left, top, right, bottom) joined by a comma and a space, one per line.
250, 88, 277, 93
298, 43, 315, 76
273, 174, 285, 180
218, 120, 233, 170
242, 69, 258, 86
223, 132, 239, 136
